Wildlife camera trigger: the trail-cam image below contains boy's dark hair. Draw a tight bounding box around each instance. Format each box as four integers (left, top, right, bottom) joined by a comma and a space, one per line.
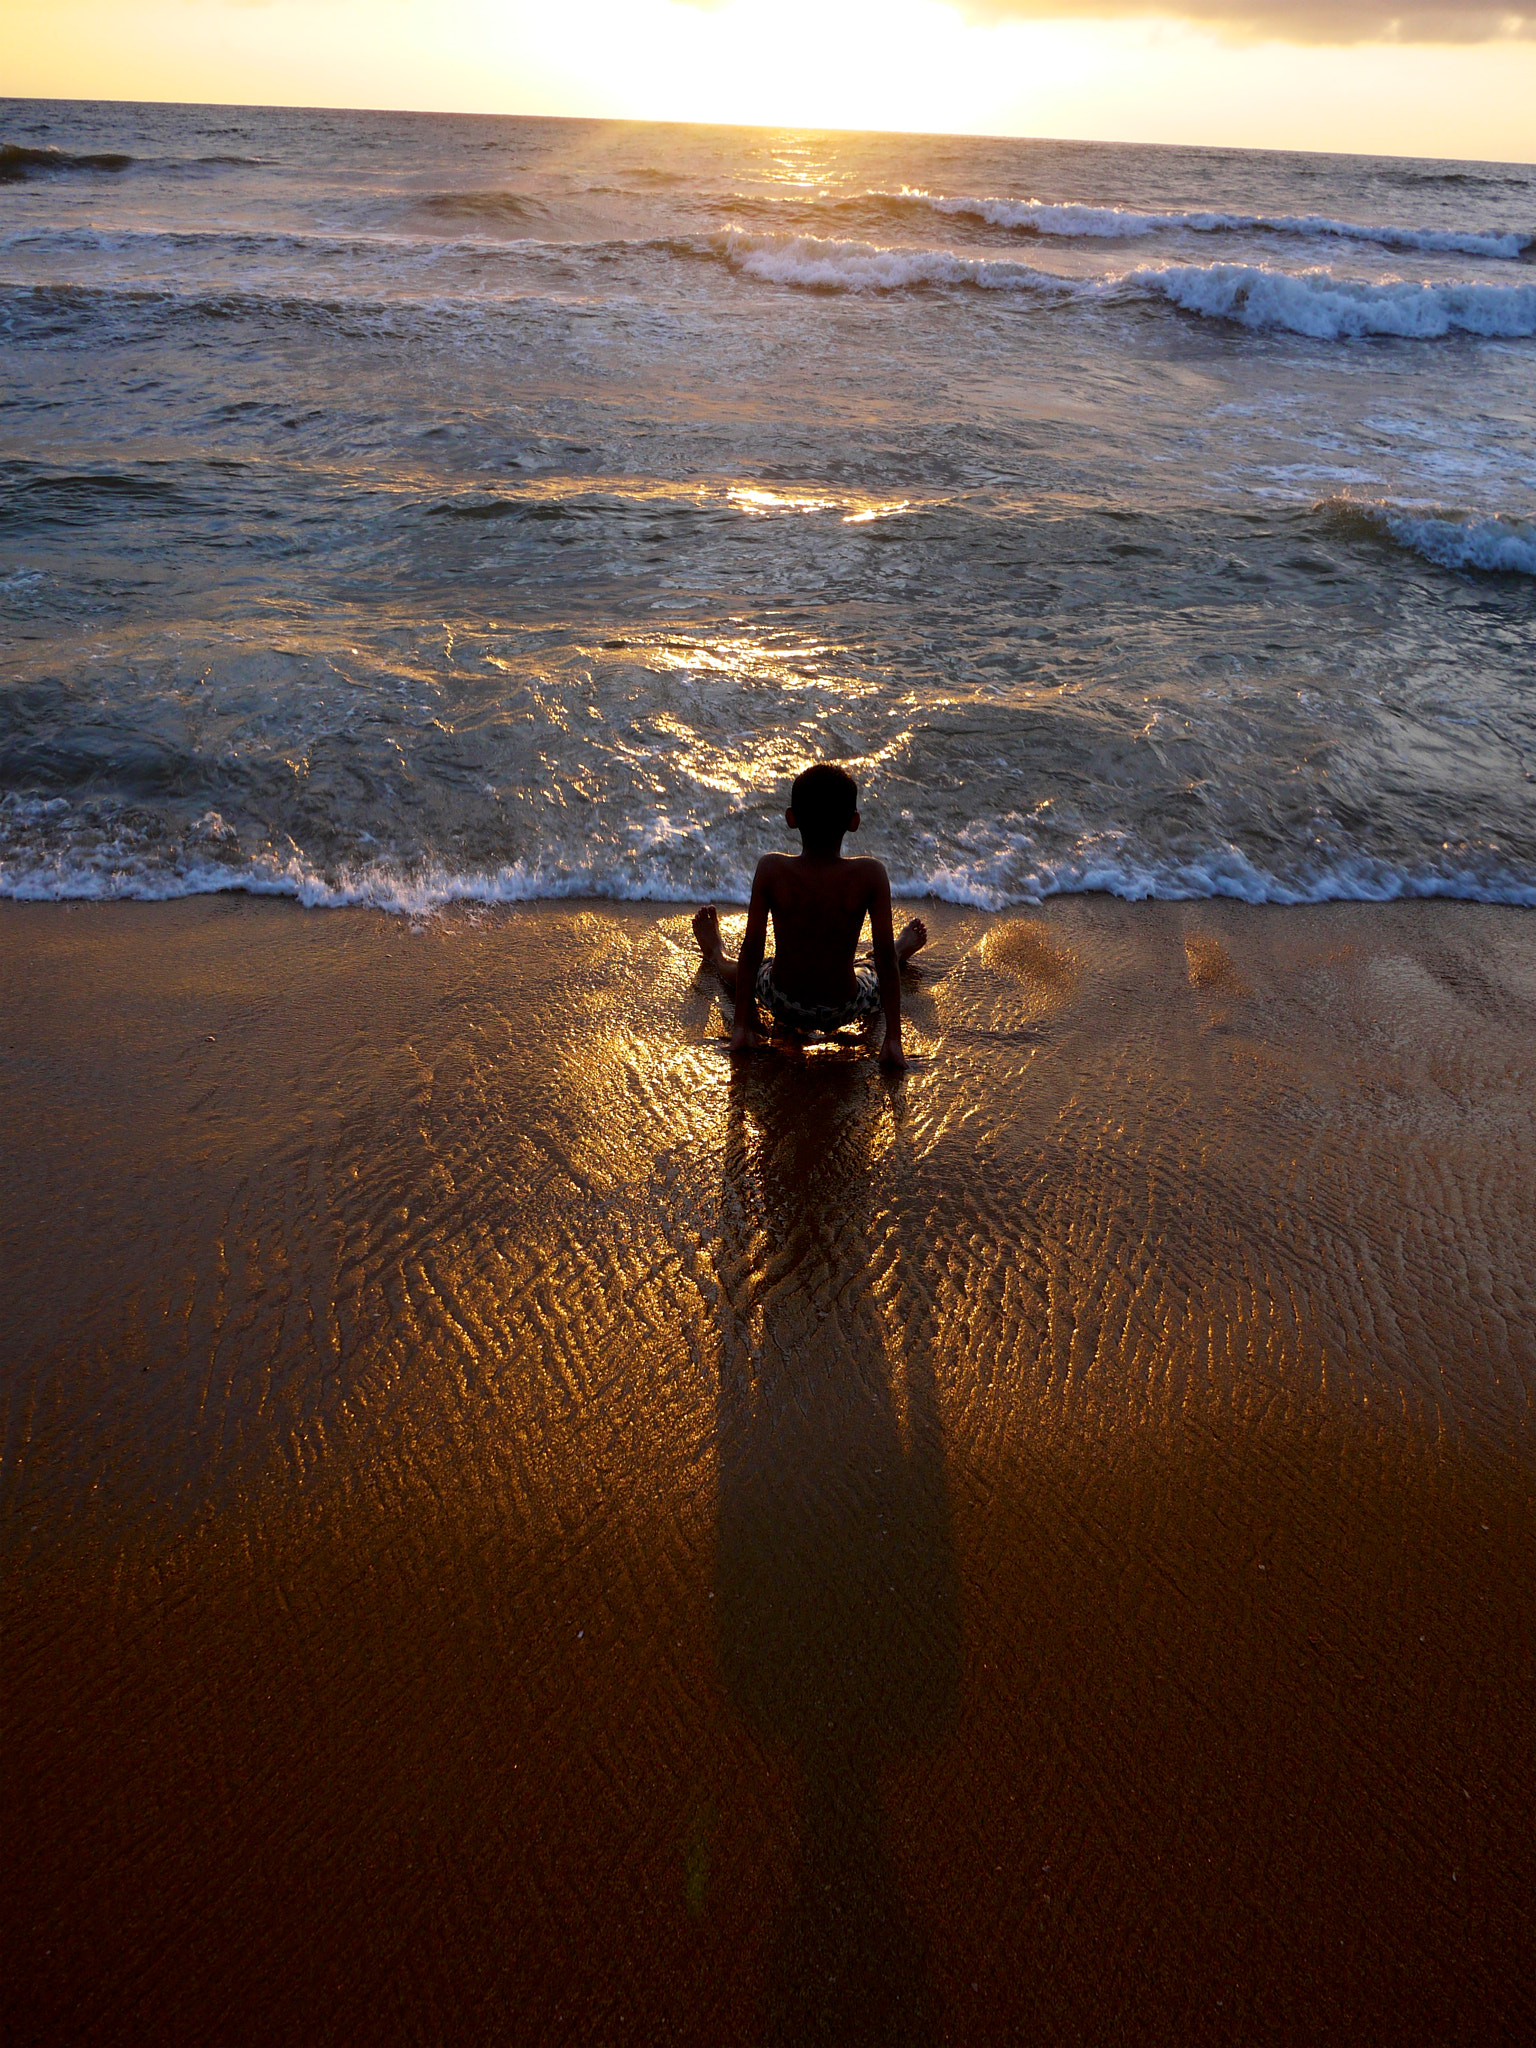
791, 763, 858, 849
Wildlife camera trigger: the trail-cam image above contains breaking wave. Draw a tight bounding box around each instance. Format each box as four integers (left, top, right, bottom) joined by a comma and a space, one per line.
705, 228, 1069, 297
1320, 496, 1536, 575
1130, 262, 1536, 338
10, 218, 1536, 346
889, 187, 1534, 261
5, 797, 1534, 914
710, 230, 1536, 338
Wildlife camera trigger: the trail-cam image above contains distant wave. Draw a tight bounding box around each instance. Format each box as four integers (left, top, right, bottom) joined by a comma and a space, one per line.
1, 143, 134, 181
8, 218, 1536, 346
1319, 496, 1536, 575
703, 229, 1072, 296
708, 230, 1536, 338
418, 189, 545, 226
0, 221, 443, 261
615, 166, 691, 187
0, 219, 587, 282
0, 143, 267, 183
0, 275, 617, 344
1386, 166, 1532, 192
888, 188, 1535, 262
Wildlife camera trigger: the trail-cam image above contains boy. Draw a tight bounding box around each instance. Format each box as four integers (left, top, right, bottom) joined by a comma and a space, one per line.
691, 764, 926, 1070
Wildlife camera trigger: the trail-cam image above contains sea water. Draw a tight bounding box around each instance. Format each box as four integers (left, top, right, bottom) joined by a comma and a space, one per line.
2, 101, 1534, 910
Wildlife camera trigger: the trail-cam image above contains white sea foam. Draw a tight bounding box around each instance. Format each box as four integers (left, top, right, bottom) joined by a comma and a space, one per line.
713, 228, 1066, 297
1133, 263, 1536, 339
5, 825, 1534, 914
905, 848, 1536, 911
0, 850, 679, 914
1319, 496, 1536, 575
896, 188, 1534, 261
713, 230, 1536, 341
13, 220, 1536, 345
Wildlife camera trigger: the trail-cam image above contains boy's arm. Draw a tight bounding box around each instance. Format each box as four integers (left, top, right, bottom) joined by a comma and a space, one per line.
728, 862, 772, 1054
867, 865, 906, 1070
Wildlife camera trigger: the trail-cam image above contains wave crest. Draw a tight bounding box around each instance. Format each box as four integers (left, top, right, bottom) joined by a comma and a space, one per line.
418, 189, 543, 226
893, 186, 1534, 261
1, 143, 134, 182
1132, 262, 1536, 338
708, 230, 1536, 339
0, 143, 266, 183
5, 796, 1535, 915
1319, 496, 1536, 575
707, 228, 1071, 295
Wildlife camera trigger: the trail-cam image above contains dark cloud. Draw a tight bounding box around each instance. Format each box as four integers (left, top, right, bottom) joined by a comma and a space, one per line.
954, 1, 1535, 44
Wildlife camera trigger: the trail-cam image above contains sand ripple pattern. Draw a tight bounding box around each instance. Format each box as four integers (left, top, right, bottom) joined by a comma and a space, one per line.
3, 899, 1534, 2044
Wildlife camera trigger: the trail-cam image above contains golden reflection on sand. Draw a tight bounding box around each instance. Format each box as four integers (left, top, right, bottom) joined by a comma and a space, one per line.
714, 1056, 957, 2041
984, 915, 1082, 1007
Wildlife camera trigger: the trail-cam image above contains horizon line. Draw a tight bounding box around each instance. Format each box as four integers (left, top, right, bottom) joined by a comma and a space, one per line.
3, 91, 1533, 171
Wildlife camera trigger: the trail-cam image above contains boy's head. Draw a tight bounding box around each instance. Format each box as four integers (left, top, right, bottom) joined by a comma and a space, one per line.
787, 763, 859, 853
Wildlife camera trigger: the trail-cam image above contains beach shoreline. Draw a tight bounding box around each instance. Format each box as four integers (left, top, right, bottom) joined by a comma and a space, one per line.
4, 892, 1534, 2045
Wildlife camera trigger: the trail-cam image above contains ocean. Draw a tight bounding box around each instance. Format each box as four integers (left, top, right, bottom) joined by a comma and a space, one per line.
2, 99, 1534, 911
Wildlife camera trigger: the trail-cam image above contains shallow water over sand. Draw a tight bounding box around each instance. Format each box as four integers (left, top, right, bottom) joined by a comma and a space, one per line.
4, 897, 1533, 2044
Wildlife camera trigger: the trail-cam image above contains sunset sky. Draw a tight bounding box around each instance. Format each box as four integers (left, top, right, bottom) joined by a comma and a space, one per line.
5, 0, 1535, 161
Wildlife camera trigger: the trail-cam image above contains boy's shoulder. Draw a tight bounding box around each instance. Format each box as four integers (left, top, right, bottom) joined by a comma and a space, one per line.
754, 851, 887, 879
840, 854, 890, 888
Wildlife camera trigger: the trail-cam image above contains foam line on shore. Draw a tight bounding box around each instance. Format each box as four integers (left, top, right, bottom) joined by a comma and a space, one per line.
4, 829, 1535, 915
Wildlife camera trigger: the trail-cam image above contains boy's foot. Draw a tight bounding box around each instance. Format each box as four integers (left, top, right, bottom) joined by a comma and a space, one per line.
896, 917, 928, 966
692, 904, 725, 968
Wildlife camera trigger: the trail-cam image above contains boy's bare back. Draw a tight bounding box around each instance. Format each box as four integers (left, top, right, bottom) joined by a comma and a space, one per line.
690, 764, 926, 1069
752, 850, 892, 1010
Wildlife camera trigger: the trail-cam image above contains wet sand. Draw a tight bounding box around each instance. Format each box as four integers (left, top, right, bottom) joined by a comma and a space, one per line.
3, 894, 1534, 2047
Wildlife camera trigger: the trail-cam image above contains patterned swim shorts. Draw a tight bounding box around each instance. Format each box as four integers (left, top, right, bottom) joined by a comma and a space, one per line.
755, 959, 882, 1036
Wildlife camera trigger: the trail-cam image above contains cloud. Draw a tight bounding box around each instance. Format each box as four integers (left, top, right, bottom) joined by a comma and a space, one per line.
674, 0, 1534, 42
952, 0, 1536, 43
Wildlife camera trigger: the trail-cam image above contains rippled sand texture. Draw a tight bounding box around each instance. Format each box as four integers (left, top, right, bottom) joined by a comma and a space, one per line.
3, 897, 1534, 2046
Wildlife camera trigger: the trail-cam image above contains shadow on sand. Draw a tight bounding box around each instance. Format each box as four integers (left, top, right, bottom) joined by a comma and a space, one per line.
712, 1053, 960, 2045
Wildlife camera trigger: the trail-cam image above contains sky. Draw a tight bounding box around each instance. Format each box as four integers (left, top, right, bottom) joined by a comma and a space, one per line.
4, 0, 1535, 162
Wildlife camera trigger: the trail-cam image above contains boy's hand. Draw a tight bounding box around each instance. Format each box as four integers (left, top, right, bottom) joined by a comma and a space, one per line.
879, 1028, 907, 1072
